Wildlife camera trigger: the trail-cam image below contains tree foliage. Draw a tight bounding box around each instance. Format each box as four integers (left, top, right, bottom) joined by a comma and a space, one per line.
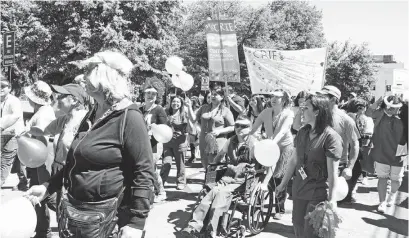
1, 0, 184, 95
178, 0, 326, 96
1, 0, 376, 100
325, 41, 378, 100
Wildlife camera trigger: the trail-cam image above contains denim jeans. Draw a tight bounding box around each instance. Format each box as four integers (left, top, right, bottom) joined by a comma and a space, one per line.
188, 182, 241, 234
1, 135, 18, 186
160, 138, 187, 185
27, 165, 51, 235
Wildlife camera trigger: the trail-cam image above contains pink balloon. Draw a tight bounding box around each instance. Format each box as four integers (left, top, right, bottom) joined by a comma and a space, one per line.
17, 135, 49, 168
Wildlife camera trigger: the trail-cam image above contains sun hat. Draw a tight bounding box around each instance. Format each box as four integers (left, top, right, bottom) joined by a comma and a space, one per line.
50, 84, 89, 104
24, 81, 52, 105
318, 85, 341, 99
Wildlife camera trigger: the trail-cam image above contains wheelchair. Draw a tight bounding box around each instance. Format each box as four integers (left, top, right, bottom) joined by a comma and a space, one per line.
183, 161, 275, 238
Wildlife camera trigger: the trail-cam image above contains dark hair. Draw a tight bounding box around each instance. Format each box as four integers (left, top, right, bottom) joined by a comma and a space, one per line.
349, 98, 367, 113
168, 95, 185, 115
306, 94, 333, 135
247, 95, 264, 118
191, 97, 201, 111
380, 95, 402, 109
327, 94, 339, 105
203, 91, 211, 105
294, 90, 308, 107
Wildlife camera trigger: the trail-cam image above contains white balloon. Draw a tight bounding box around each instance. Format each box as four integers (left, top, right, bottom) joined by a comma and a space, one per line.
179, 71, 194, 91
334, 176, 349, 201
151, 124, 173, 143
165, 56, 184, 75
0, 197, 37, 238
254, 139, 280, 167
171, 74, 182, 88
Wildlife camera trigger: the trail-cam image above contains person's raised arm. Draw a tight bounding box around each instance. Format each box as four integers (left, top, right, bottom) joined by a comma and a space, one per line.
249, 109, 266, 135
185, 97, 198, 123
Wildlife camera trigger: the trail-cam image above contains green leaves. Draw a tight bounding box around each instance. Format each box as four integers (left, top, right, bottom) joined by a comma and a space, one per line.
325, 41, 377, 100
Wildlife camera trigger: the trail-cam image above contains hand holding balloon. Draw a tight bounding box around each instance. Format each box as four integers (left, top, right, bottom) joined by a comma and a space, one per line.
23, 185, 48, 206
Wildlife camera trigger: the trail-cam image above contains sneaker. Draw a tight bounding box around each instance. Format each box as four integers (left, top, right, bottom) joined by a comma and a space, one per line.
154, 193, 167, 203
181, 226, 199, 238
273, 213, 283, 220
377, 202, 387, 213
361, 177, 369, 186
186, 157, 196, 164
386, 193, 396, 207
177, 184, 186, 190
12, 181, 29, 191
338, 196, 357, 204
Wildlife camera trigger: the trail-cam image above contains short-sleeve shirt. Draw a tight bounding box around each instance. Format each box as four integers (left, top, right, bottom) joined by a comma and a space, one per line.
256, 107, 294, 147
371, 113, 404, 166
332, 108, 360, 163
196, 104, 234, 136
45, 110, 88, 164
292, 126, 342, 201
0, 94, 24, 135
27, 105, 56, 133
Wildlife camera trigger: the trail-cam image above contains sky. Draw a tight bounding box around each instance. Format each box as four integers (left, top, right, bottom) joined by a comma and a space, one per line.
241, 0, 409, 68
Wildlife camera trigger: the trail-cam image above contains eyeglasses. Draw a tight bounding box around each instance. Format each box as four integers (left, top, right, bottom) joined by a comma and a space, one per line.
235, 124, 250, 129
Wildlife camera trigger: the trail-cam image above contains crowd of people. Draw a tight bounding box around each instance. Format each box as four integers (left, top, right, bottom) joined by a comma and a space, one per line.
0, 50, 408, 238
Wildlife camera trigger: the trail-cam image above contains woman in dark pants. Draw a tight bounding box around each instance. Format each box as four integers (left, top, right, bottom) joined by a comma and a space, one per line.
160, 96, 189, 190
276, 94, 342, 238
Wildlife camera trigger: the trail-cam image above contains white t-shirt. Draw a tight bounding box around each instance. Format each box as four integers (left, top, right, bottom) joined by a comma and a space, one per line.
27, 105, 56, 134
0, 94, 25, 135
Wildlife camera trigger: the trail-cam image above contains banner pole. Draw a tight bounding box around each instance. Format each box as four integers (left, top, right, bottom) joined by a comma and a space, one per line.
216, 4, 227, 89
321, 47, 329, 88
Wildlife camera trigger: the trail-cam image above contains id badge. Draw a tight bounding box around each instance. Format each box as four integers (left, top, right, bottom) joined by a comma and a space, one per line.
298, 167, 308, 180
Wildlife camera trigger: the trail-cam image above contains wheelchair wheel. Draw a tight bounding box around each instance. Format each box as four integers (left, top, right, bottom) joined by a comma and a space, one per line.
246, 184, 274, 235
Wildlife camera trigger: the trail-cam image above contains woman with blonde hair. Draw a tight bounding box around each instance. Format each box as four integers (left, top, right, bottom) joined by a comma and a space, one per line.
249, 89, 295, 220
25, 50, 155, 238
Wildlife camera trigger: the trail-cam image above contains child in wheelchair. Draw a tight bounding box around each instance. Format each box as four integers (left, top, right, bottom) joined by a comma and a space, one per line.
182, 118, 268, 238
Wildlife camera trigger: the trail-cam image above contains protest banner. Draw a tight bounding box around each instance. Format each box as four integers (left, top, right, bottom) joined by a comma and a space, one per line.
205, 20, 240, 83
243, 46, 327, 95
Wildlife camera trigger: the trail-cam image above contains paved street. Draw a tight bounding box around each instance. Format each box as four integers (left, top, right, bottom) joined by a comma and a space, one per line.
1, 159, 408, 238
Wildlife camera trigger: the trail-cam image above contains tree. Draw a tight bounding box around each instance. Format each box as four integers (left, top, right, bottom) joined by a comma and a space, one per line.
325, 41, 378, 101
1, 1, 184, 95
177, 0, 326, 96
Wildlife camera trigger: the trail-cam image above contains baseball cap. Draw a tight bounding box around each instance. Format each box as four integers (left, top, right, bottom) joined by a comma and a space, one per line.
50, 84, 89, 104
318, 85, 341, 99
349, 92, 357, 98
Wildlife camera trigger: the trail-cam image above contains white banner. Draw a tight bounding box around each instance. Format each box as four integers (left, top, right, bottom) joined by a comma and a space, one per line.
243, 46, 327, 96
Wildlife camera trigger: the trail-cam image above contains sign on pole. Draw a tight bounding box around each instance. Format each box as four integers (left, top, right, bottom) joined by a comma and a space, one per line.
243, 46, 327, 96
201, 77, 210, 91
205, 20, 240, 83
2, 31, 15, 66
